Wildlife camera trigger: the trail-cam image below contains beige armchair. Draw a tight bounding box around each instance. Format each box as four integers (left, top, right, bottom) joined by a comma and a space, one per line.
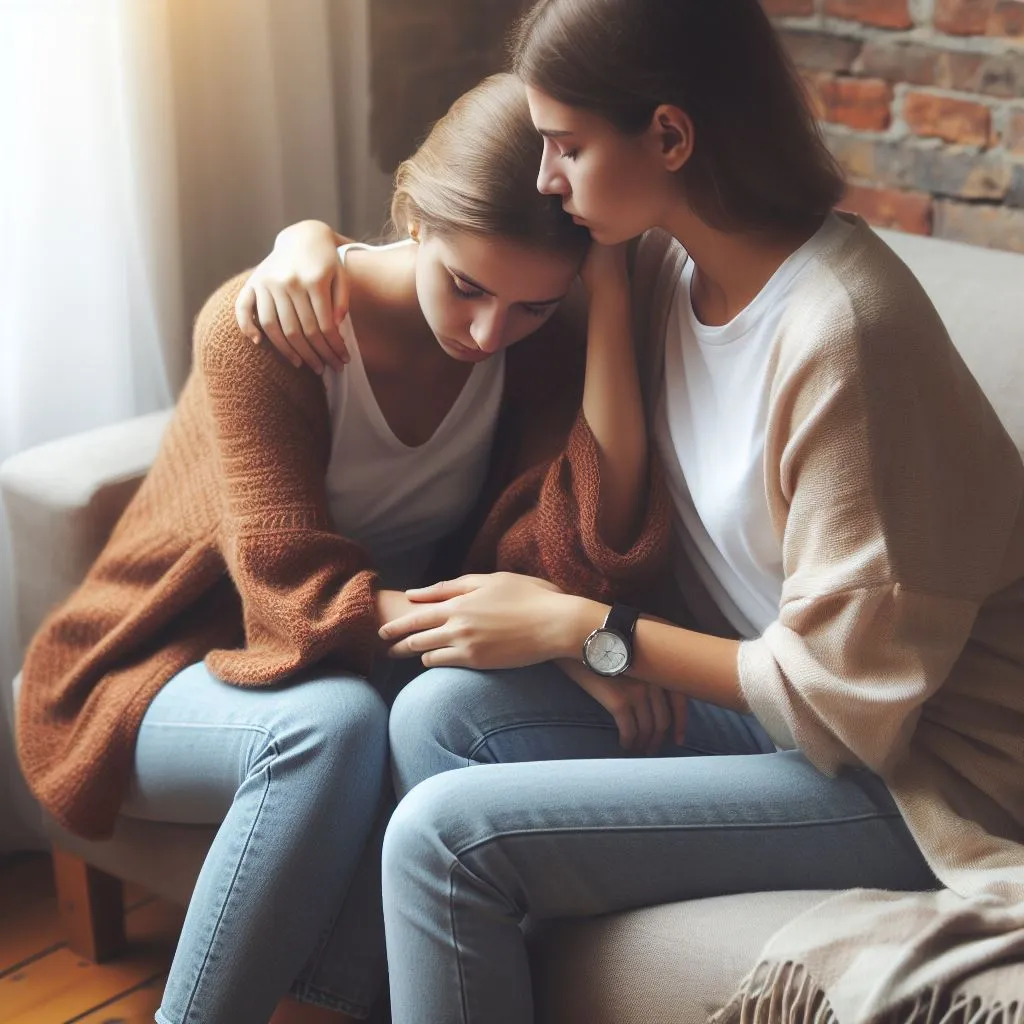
4, 227, 1023, 1023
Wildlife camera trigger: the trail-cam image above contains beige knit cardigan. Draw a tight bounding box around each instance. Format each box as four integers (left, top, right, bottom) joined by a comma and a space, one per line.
632, 215, 1024, 1022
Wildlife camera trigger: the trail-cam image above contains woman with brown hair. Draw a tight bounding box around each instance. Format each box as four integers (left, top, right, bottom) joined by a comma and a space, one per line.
16, 72, 671, 1024
250, 0, 1024, 1019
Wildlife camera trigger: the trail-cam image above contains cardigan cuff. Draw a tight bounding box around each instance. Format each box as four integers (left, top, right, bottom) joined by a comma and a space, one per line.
563, 412, 672, 582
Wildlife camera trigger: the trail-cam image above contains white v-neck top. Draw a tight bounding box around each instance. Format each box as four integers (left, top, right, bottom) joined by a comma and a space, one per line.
653, 213, 854, 639
322, 241, 506, 590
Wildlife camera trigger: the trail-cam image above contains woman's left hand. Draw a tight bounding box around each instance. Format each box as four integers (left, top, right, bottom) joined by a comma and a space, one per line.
379, 572, 583, 669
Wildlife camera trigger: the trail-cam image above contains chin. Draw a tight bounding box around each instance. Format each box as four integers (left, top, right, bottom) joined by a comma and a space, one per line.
589, 224, 635, 246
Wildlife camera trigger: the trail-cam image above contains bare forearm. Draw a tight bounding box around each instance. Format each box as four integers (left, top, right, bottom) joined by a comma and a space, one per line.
552, 595, 746, 711
582, 284, 648, 551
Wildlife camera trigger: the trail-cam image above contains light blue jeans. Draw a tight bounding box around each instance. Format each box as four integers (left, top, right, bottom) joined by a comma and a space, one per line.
383, 662, 939, 1024
121, 661, 392, 1024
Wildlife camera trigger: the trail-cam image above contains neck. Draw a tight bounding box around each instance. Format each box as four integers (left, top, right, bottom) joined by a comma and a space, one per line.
346, 242, 436, 356
661, 205, 825, 327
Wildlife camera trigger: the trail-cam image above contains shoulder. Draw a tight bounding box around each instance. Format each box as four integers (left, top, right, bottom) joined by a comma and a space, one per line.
193, 271, 253, 372
772, 218, 953, 390
192, 271, 326, 412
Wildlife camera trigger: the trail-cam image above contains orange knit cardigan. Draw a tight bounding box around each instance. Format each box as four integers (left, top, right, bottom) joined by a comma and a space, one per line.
17, 272, 670, 839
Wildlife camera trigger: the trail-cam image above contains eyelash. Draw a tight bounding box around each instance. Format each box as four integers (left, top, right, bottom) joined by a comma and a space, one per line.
450, 276, 483, 299
561, 148, 579, 161
449, 276, 550, 318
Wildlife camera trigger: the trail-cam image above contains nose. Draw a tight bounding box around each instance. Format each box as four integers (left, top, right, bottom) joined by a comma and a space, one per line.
469, 306, 507, 353
537, 143, 569, 198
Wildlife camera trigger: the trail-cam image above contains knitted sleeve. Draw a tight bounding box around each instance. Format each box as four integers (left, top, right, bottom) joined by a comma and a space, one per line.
736, 260, 1022, 776
194, 273, 381, 683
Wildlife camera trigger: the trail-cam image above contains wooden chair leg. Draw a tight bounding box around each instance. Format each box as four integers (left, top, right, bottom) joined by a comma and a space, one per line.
51, 845, 127, 963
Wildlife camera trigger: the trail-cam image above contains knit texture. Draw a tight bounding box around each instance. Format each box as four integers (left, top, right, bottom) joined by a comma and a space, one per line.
16, 271, 670, 840
632, 219, 1024, 1020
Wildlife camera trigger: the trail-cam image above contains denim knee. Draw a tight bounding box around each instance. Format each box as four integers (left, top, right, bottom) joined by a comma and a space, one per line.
262, 675, 390, 795
382, 769, 466, 886
389, 667, 485, 797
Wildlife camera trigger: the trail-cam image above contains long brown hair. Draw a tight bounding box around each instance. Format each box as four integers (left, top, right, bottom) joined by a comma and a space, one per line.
511, 0, 845, 233
391, 72, 589, 257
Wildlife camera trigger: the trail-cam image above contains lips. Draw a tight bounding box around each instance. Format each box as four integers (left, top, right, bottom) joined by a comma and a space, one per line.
443, 336, 489, 361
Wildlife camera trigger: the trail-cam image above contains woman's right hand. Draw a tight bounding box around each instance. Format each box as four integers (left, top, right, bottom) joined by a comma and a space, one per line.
234, 220, 352, 373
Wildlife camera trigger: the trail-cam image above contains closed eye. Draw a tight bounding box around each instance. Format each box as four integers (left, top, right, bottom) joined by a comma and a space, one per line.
450, 275, 484, 299
521, 302, 557, 318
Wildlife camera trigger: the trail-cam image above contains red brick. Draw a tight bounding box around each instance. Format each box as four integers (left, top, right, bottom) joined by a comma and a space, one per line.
936, 0, 992, 33
856, 41, 941, 86
1009, 109, 1024, 154
823, 0, 913, 29
780, 30, 862, 73
761, 0, 816, 15
857, 42, 1024, 99
821, 126, 1012, 200
839, 184, 933, 234
903, 91, 992, 146
943, 50, 1024, 99
821, 127, 881, 180
990, 0, 1024, 35
934, 199, 1024, 252
935, 0, 1024, 36
804, 73, 894, 130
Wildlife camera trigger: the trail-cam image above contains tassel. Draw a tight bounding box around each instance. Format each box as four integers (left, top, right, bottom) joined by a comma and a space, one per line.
711, 965, 1024, 1024
712, 961, 837, 1024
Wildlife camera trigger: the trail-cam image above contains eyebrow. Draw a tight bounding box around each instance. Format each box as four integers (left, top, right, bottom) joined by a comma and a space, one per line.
449, 267, 567, 306
537, 128, 574, 139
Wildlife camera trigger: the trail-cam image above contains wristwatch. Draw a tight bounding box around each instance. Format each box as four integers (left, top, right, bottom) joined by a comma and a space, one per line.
582, 604, 641, 677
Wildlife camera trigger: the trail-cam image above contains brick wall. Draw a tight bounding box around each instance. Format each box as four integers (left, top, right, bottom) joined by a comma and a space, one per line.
371, 0, 1024, 252
767, 0, 1024, 251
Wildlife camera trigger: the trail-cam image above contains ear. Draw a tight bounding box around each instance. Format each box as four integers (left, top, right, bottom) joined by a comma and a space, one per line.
409, 221, 421, 242
648, 104, 693, 173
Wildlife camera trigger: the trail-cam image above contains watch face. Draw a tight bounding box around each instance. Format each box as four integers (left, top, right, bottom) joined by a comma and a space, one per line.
584, 630, 630, 676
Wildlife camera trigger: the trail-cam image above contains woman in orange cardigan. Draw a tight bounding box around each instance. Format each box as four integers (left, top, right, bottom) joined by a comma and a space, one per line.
17, 74, 668, 1024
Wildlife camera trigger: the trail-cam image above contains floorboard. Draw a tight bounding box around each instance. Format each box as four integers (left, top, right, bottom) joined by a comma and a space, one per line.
0, 853, 181, 1024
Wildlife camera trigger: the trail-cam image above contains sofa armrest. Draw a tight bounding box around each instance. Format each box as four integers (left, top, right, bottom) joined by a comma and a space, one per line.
0, 409, 173, 652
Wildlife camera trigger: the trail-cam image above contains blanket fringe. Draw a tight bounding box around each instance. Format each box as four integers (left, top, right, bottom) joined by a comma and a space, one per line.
710, 961, 836, 1024
710, 962, 1024, 1024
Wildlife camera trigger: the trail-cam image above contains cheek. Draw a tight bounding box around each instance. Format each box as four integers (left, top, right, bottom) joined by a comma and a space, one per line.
418, 273, 463, 331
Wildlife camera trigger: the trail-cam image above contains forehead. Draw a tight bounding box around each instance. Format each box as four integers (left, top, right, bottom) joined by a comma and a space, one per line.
524, 85, 605, 136
429, 231, 578, 299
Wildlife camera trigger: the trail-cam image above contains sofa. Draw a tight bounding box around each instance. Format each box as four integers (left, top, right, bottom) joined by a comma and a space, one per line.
4, 226, 1023, 1023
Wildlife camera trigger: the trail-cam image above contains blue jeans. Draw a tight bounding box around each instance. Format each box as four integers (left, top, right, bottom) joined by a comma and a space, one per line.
121, 661, 391, 1023
383, 662, 938, 1024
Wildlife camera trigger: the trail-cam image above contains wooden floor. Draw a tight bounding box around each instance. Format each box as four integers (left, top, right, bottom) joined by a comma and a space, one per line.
0, 852, 184, 1024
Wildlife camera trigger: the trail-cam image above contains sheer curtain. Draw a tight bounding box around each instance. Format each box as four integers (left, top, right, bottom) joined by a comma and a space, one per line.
0, 0, 361, 852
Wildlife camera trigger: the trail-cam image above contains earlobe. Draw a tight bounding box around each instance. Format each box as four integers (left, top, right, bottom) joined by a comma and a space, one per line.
409, 222, 421, 242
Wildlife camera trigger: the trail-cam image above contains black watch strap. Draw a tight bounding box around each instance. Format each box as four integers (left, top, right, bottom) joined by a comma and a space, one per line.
604, 603, 640, 639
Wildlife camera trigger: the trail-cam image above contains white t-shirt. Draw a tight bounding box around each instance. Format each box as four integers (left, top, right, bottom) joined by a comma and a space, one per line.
653, 213, 855, 640
323, 242, 505, 590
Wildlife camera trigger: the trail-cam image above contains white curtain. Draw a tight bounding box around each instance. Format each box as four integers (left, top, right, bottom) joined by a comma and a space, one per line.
0, 0, 367, 852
